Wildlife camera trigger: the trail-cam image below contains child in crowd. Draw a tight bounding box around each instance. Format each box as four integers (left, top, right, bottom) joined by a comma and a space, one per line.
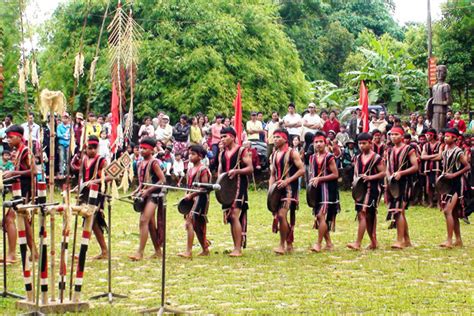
0, 150, 14, 171
98, 130, 111, 162
335, 125, 350, 147
161, 146, 173, 176
173, 152, 185, 186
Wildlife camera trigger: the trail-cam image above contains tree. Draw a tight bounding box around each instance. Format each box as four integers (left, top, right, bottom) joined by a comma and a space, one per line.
434, 1, 473, 111
279, 0, 402, 82
38, 0, 310, 121
342, 31, 426, 114
0, 0, 25, 119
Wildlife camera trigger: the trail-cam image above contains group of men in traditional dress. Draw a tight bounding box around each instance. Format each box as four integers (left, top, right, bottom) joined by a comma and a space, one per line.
2, 122, 471, 265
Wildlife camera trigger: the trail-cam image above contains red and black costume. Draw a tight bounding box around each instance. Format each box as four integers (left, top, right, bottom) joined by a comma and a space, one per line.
186, 165, 211, 248
422, 141, 442, 196
354, 152, 383, 215
269, 144, 299, 243
308, 152, 340, 231
219, 146, 249, 247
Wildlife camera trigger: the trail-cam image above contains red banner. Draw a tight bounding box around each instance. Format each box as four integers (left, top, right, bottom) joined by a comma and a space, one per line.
359, 80, 369, 133
428, 57, 437, 88
233, 82, 242, 145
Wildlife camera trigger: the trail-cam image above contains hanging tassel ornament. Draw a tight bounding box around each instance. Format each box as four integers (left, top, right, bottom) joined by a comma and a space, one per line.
89, 56, 99, 82
118, 169, 129, 193
128, 158, 134, 183
31, 57, 39, 87
111, 180, 120, 200
18, 65, 26, 93
73, 52, 85, 80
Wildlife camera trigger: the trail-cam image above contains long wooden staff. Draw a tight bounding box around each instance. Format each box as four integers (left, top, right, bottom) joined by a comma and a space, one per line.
18, 0, 37, 302
67, 0, 111, 301
67, 2, 91, 301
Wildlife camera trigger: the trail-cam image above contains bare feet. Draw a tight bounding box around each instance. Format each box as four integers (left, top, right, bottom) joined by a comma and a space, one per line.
311, 243, 322, 253
128, 253, 143, 261
391, 242, 405, 249
148, 252, 162, 259
0, 256, 17, 264
92, 253, 108, 260
273, 246, 285, 255
177, 252, 192, 258
439, 241, 452, 248
324, 244, 334, 251
197, 249, 210, 256
229, 249, 242, 257
346, 242, 361, 250
403, 240, 413, 248
366, 243, 378, 250
285, 244, 294, 254
453, 240, 463, 248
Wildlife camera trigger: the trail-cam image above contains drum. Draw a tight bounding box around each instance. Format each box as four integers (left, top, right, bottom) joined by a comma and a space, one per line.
306, 183, 317, 208
177, 197, 194, 215
267, 183, 285, 213
351, 176, 366, 203
133, 197, 146, 213
387, 175, 401, 199
215, 172, 238, 206
435, 174, 450, 195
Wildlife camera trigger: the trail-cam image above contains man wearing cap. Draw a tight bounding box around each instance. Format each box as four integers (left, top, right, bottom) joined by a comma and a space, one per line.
2, 125, 37, 263
283, 103, 302, 141
308, 131, 340, 252
385, 127, 419, 249
56, 112, 71, 176
129, 137, 166, 260
246, 111, 263, 141
303, 103, 322, 137
268, 128, 305, 254
218, 127, 253, 257
436, 128, 470, 248
421, 128, 442, 207
347, 133, 385, 250
155, 114, 173, 145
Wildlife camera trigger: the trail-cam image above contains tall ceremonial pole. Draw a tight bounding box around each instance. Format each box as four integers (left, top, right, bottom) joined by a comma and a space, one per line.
68, 2, 91, 301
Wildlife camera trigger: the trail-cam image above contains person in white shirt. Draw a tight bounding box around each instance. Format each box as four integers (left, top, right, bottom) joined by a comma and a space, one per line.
98, 130, 111, 162
302, 102, 322, 137
155, 115, 173, 145
283, 103, 302, 139
21, 112, 41, 143
138, 116, 155, 139
173, 152, 185, 186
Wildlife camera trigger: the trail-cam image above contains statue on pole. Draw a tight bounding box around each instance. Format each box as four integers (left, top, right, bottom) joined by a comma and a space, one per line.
428, 65, 453, 131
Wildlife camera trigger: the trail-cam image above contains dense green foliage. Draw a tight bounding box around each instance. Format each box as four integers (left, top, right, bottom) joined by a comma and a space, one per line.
0, 0, 472, 120
279, 0, 402, 84
434, 1, 473, 111
37, 0, 309, 121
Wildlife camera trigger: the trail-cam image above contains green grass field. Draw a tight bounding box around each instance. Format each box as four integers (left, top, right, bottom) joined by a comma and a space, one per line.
1, 189, 473, 314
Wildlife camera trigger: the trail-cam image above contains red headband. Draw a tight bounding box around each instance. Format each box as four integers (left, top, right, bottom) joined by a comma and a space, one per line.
313, 135, 327, 142
88, 140, 99, 146
445, 132, 458, 138
274, 131, 288, 142
7, 132, 23, 138
140, 143, 154, 150
223, 132, 235, 138
426, 131, 435, 136
390, 127, 404, 136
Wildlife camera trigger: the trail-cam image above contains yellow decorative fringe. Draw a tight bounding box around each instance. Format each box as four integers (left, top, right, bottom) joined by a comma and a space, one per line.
73, 53, 85, 80
111, 180, 120, 200
31, 58, 39, 87
18, 66, 26, 93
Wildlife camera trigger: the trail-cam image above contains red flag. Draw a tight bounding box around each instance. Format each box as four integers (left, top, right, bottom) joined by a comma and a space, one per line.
359, 80, 369, 133
110, 82, 120, 153
233, 82, 242, 145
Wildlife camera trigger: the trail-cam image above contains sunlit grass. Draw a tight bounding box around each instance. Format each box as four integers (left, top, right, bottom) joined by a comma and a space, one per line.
1, 189, 473, 314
